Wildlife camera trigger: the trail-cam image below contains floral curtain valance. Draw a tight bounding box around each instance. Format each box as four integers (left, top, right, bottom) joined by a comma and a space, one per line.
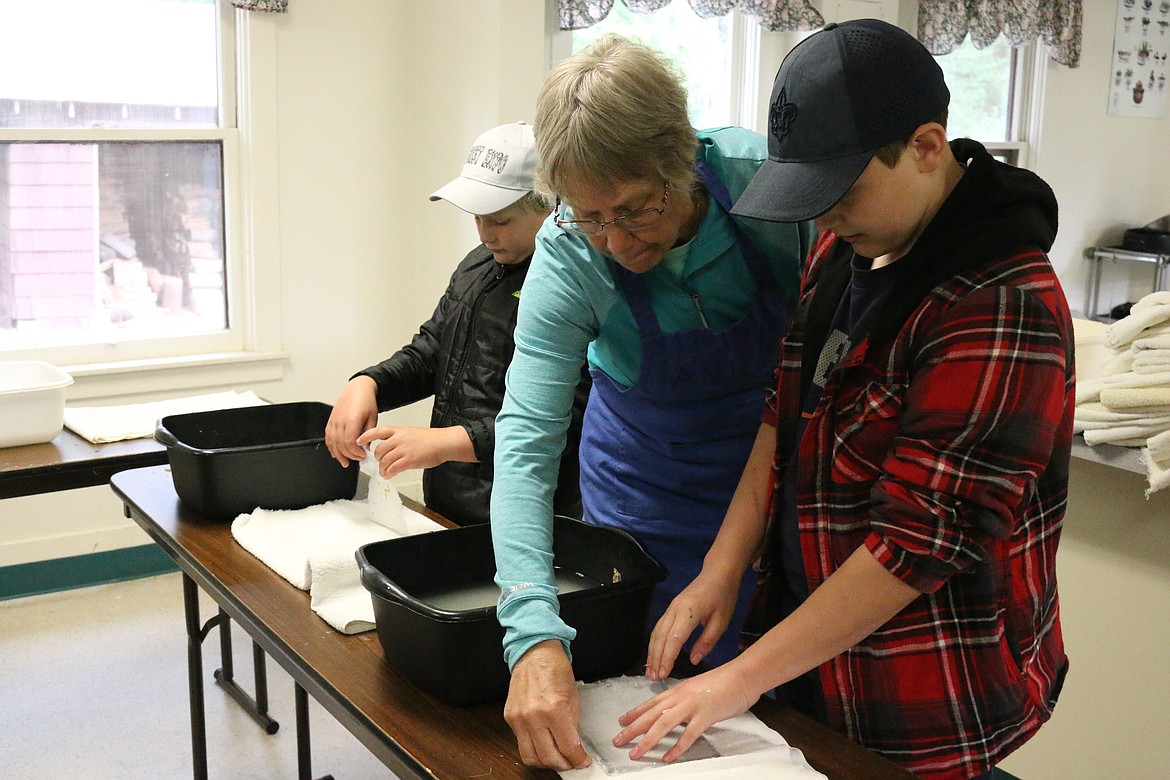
917, 0, 1082, 67
558, 0, 824, 33
563, 0, 1082, 67
227, 0, 287, 12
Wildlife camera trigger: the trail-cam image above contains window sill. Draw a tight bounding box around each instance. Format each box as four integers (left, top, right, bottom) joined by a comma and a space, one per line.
63, 351, 289, 402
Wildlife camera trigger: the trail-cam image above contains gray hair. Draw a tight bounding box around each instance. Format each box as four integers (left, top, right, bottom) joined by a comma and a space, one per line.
534, 34, 698, 200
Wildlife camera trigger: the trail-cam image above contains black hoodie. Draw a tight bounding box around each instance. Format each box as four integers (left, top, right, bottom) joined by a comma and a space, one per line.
797, 138, 1060, 403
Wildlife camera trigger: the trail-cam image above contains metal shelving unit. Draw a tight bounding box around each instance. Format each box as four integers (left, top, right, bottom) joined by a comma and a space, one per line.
1085, 246, 1170, 321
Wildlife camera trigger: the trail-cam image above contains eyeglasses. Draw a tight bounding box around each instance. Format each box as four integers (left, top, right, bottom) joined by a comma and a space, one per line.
553, 181, 670, 237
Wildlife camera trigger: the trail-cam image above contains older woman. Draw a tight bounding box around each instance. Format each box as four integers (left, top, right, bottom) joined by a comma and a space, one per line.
490, 35, 812, 769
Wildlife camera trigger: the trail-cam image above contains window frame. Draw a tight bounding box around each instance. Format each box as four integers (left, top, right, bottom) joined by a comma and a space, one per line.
0, 3, 286, 400
988, 41, 1048, 170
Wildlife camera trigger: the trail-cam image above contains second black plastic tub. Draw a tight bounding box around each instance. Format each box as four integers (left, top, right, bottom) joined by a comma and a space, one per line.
357, 515, 667, 705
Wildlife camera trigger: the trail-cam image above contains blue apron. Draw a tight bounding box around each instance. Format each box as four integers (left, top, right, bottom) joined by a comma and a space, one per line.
579, 162, 786, 667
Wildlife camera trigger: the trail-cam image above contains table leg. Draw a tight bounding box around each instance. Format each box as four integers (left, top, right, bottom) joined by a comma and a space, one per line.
295, 682, 334, 780
253, 641, 271, 723
182, 574, 210, 780
211, 614, 279, 734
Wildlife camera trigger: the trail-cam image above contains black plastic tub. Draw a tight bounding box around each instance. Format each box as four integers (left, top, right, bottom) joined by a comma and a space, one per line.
1122, 228, 1170, 254
357, 516, 667, 706
155, 401, 358, 521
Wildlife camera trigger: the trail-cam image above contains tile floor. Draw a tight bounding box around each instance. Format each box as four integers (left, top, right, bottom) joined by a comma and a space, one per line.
0, 572, 397, 779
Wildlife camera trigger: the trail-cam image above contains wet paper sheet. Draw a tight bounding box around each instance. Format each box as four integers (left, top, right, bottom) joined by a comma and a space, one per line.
561, 676, 827, 779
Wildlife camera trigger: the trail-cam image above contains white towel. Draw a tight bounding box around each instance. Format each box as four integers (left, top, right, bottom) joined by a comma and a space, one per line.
1131, 290, 1170, 311
64, 390, 267, 443
1099, 387, 1170, 411
232, 499, 391, 590
561, 676, 826, 780
1075, 376, 1110, 405
1131, 351, 1170, 375
231, 491, 444, 633
1110, 369, 1170, 387
1142, 448, 1170, 497
1147, 427, 1170, 465
1073, 410, 1170, 432
1072, 317, 1113, 383
1075, 369, 1170, 405
1105, 302, 1170, 349
1132, 333, 1170, 352
1075, 417, 1170, 435
1073, 401, 1164, 423
1083, 424, 1170, 446
309, 553, 377, 634
1099, 348, 1135, 377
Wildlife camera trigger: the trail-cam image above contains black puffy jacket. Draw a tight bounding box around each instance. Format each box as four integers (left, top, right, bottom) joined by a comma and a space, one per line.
358, 245, 589, 526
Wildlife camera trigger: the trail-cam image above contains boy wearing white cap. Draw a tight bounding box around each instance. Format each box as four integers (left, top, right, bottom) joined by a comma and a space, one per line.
616, 20, 1072, 779
326, 122, 589, 526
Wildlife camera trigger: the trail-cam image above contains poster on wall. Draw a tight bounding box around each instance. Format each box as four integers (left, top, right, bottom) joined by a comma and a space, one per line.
1108, 0, 1169, 118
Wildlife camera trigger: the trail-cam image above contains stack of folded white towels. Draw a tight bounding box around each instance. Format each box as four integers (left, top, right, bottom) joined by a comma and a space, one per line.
1075, 290, 1170, 494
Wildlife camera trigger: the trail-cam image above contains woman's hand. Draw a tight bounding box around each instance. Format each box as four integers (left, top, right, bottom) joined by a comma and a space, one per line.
644, 569, 740, 681
613, 663, 759, 764
644, 422, 775, 679
325, 376, 379, 466
504, 640, 592, 770
356, 425, 473, 479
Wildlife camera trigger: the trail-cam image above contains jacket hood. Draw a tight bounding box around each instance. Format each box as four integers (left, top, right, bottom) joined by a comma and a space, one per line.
936, 138, 1058, 256
866, 139, 1059, 346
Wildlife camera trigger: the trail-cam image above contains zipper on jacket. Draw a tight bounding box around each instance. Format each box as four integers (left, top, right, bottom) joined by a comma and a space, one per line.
690, 291, 710, 329
437, 259, 507, 427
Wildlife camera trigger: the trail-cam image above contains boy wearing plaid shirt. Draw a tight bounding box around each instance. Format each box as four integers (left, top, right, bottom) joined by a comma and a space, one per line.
615, 20, 1071, 780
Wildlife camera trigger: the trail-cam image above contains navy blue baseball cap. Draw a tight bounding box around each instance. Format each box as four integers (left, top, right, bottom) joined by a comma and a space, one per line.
732, 19, 949, 223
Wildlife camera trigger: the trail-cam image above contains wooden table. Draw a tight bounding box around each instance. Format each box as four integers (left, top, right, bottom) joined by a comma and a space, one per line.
0, 428, 167, 499
111, 465, 914, 780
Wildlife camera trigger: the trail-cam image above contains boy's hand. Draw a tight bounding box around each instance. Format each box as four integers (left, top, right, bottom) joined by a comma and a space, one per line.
325, 376, 379, 466
613, 664, 757, 764
357, 425, 474, 478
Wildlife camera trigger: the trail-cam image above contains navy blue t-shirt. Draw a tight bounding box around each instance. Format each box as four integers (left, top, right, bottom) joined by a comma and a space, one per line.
769, 251, 899, 716
775, 252, 899, 599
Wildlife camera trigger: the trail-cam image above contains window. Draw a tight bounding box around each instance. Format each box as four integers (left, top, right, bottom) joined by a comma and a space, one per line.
570, 3, 760, 130
934, 35, 1046, 168
566, 11, 1044, 172
0, 0, 244, 369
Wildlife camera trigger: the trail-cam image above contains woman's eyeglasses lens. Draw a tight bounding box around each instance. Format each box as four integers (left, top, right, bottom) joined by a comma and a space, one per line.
554, 184, 669, 237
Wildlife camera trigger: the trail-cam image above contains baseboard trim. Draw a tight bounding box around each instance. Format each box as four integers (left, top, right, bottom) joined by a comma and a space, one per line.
0, 544, 178, 601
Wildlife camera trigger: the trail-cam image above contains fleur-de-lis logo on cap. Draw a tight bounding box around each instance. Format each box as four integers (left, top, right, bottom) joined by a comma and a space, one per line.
769, 87, 798, 142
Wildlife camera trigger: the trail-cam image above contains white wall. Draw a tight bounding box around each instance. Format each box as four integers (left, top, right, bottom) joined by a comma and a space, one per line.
1002, 458, 1170, 779
3, 1, 1169, 775
1038, 0, 1170, 316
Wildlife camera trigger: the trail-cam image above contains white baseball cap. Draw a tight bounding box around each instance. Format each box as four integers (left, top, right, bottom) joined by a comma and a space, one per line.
429, 122, 538, 215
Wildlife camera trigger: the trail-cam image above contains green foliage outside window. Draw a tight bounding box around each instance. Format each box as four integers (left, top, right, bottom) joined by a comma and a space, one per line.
935, 35, 1015, 144
572, 3, 733, 130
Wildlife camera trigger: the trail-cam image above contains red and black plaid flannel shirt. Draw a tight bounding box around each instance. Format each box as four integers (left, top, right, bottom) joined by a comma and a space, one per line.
762, 230, 1072, 779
